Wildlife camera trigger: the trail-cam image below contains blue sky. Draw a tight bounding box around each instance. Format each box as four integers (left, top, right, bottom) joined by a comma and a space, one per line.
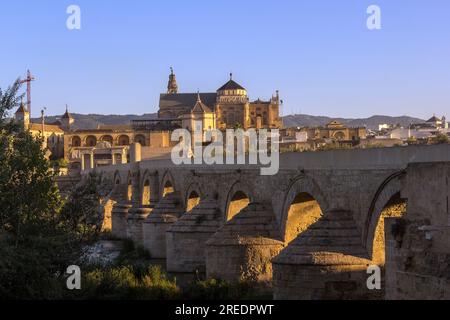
1, 0, 449, 119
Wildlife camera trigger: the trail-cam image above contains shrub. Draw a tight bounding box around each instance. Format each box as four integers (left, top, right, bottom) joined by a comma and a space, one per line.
184, 278, 256, 300
432, 133, 449, 144
72, 265, 181, 300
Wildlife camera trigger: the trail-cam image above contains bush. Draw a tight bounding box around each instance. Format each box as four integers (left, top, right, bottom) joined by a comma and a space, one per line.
0, 80, 105, 299
432, 133, 449, 144
184, 279, 257, 300
115, 239, 153, 277
72, 265, 181, 300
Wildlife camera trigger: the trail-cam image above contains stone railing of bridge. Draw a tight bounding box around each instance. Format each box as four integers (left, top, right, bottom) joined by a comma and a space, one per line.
86, 144, 450, 299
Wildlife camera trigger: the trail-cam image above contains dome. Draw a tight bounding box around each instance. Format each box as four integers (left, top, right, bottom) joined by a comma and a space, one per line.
217, 73, 246, 95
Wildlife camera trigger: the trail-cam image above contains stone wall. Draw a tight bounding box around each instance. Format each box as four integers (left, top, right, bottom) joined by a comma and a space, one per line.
90, 145, 450, 299
385, 162, 450, 299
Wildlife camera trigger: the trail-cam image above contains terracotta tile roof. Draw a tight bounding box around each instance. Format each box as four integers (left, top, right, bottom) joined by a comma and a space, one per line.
29, 123, 64, 134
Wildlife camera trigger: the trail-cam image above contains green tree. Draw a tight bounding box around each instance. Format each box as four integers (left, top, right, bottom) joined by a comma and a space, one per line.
0, 79, 22, 128
60, 172, 112, 244
0, 80, 103, 298
433, 133, 449, 144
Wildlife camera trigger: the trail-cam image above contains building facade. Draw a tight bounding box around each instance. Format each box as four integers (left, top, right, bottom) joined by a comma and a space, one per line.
303, 120, 367, 141
158, 70, 283, 130
15, 101, 65, 159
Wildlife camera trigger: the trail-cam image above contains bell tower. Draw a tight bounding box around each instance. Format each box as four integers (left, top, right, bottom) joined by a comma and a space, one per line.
15, 98, 30, 130
61, 105, 74, 131
167, 67, 178, 94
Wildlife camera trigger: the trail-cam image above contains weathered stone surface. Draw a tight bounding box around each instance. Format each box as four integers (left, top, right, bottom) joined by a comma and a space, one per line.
385, 161, 450, 300
111, 203, 132, 239
167, 198, 221, 273
206, 203, 284, 285
273, 210, 375, 300
94, 145, 450, 300
143, 192, 184, 258
126, 207, 152, 245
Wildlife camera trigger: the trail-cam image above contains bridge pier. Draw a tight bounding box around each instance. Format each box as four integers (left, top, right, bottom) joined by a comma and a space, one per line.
272, 210, 378, 300
206, 203, 284, 286
111, 203, 133, 239
142, 192, 184, 258
126, 207, 153, 245
166, 198, 221, 274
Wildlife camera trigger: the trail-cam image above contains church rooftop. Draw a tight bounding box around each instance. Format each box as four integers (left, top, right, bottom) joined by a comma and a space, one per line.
217, 74, 246, 91
192, 93, 212, 113
426, 115, 441, 123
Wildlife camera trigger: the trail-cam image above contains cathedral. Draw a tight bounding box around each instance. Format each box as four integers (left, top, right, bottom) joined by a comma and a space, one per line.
158, 69, 283, 130
13, 69, 284, 172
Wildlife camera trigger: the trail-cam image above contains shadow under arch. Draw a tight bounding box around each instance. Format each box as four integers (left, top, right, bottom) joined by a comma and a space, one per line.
223, 180, 253, 222
126, 171, 133, 203
113, 170, 122, 186
160, 170, 176, 197
141, 176, 151, 206
184, 182, 203, 212
280, 174, 329, 243
140, 169, 158, 206
364, 170, 407, 261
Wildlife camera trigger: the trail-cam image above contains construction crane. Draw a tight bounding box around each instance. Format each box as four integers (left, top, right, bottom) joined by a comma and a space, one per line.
19, 69, 36, 116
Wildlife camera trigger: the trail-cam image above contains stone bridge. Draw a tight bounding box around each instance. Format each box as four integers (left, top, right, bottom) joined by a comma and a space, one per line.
89, 144, 450, 299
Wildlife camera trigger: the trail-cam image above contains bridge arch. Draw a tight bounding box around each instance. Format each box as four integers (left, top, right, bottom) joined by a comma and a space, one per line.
364, 171, 407, 261
126, 171, 133, 203
224, 180, 254, 222
113, 170, 121, 185
140, 170, 153, 206
160, 170, 176, 197
184, 182, 203, 212
280, 175, 328, 243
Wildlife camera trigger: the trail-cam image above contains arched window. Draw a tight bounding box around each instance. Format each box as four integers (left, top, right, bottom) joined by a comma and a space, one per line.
118, 135, 130, 146
86, 135, 97, 147
101, 135, 113, 145
72, 136, 81, 147
134, 134, 146, 146
334, 131, 346, 140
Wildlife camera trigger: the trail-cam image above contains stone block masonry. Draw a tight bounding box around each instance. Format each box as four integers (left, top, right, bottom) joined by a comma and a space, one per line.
90, 144, 450, 299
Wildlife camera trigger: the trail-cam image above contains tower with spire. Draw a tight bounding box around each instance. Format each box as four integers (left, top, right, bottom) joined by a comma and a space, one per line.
167, 67, 178, 94
158, 70, 283, 130
15, 98, 30, 130
61, 105, 74, 131
179, 91, 216, 134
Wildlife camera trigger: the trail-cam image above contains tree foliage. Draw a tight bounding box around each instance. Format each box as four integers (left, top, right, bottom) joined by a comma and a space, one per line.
0, 80, 103, 299
0, 79, 23, 127
432, 133, 450, 144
